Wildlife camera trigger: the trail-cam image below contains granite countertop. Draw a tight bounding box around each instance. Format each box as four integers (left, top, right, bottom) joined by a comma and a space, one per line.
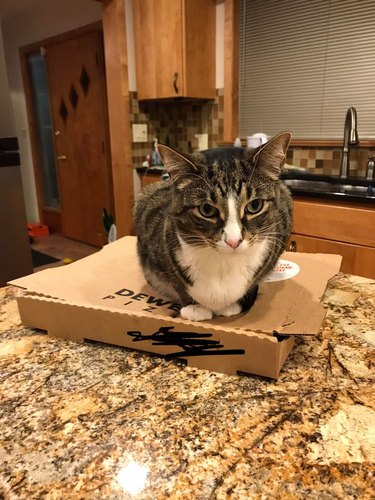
0, 274, 374, 499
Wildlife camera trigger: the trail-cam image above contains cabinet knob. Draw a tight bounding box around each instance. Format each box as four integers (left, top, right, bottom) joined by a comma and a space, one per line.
173, 72, 179, 94
289, 240, 297, 252
57, 155, 67, 161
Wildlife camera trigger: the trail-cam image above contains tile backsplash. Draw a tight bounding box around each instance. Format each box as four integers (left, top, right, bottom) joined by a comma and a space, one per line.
130, 89, 224, 166
287, 146, 374, 177
130, 90, 373, 178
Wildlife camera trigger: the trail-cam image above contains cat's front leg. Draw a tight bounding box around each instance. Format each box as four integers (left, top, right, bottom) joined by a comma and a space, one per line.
180, 304, 213, 321
215, 302, 242, 318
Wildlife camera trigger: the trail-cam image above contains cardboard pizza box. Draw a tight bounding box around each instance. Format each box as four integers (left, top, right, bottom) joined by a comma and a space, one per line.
9, 237, 341, 378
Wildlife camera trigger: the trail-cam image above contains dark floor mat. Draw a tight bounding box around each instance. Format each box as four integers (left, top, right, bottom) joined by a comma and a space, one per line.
31, 249, 60, 267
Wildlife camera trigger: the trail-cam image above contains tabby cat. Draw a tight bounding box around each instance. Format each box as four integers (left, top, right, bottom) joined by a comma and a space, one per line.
134, 132, 292, 321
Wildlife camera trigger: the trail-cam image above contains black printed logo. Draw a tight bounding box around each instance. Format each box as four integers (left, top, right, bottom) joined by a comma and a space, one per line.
127, 326, 245, 358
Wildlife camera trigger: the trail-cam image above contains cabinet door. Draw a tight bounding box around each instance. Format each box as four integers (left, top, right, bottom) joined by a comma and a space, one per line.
183, 0, 216, 99
132, 0, 215, 100
133, 0, 184, 99
288, 234, 375, 279
292, 198, 375, 247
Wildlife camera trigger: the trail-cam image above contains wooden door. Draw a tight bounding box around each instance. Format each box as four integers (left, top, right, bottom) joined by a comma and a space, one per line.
46, 31, 113, 246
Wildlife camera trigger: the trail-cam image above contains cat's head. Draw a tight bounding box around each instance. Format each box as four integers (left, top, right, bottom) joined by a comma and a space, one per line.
158, 132, 292, 254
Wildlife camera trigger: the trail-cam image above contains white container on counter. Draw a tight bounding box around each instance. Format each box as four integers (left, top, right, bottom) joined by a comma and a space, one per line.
246, 133, 269, 148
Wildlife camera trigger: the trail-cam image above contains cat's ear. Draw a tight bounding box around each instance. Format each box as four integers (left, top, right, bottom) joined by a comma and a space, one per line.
251, 132, 292, 180
158, 144, 198, 178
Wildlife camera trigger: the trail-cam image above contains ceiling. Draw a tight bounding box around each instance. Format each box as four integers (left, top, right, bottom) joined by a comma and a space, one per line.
0, 0, 44, 21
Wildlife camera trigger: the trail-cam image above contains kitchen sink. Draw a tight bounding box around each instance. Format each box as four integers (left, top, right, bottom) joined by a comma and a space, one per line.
281, 177, 375, 202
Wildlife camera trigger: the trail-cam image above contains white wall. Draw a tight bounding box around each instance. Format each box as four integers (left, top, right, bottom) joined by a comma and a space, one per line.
0, 24, 15, 137
1, 0, 102, 222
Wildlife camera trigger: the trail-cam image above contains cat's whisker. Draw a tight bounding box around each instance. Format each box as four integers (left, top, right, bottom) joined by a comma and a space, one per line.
264, 239, 287, 262
247, 164, 257, 186
166, 233, 207, 250
174, 171, 212, 190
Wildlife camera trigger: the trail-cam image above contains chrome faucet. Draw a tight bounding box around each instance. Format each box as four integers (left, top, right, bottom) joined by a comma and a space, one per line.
366, 155, 375, 181
339, 106, 359, 178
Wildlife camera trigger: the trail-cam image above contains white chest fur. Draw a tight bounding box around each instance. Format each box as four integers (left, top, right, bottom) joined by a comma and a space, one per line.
176, 237, 269, 312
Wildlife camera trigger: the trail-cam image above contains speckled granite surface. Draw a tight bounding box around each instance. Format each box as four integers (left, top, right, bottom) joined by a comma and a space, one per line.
0, 274, 374, 499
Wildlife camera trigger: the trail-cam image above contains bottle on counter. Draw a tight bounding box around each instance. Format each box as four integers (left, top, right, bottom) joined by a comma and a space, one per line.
151, 138, 162, 166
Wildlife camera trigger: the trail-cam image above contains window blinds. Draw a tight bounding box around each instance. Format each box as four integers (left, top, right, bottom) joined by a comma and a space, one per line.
239, 0, 375, 139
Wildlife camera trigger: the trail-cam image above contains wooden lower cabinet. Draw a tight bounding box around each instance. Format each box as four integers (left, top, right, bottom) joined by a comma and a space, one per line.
290, 197, 375, 279
138, 172, 162, 189
288, 233, 375, 278
292, 198, 375, 247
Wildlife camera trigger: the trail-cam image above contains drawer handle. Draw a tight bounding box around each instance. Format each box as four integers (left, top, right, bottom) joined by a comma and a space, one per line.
173, 72, 179, 94
289, 240, 297, 252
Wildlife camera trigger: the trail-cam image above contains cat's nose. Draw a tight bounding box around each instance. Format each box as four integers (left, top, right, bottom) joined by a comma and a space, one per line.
225, 238, 243, 249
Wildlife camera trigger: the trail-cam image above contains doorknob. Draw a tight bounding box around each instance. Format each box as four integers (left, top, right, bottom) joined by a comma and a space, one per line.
57, 155, 67, 161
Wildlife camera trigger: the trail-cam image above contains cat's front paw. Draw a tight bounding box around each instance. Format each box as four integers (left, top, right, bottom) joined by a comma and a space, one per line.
180, 305, 213, 321
215, 302, 242, 318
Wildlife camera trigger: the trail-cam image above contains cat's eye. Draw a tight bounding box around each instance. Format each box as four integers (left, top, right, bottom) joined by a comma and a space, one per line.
199, 203, 218, 218
245, 199, 264, 214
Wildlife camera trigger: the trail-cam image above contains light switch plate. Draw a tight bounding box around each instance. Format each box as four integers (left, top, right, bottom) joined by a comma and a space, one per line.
132, 124, 148, 143
195, 133, 208, 151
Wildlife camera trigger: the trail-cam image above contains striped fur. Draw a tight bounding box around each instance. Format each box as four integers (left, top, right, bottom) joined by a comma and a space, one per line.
134, 132, 293, 321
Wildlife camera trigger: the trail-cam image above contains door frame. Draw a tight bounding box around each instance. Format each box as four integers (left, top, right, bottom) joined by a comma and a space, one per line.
102, 0, 135, 236
20, 21, 113, 235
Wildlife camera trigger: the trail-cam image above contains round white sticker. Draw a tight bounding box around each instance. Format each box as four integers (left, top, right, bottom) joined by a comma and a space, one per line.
265, 259, 300, 282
